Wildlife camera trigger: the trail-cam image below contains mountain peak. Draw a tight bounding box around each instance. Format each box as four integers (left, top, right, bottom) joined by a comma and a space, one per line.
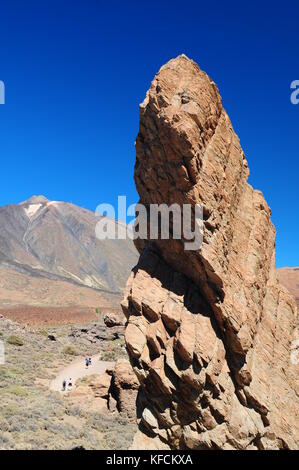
0, 195, 138, 293
23, 195, 49, 205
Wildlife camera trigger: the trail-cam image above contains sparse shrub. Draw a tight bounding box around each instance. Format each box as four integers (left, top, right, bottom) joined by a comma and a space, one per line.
101, 350, 116, 361
7, 335, 24, 346
0, 431, 15, 448
0, 417, 9, 432
0, 317, 132, 450
66, 405, 86, 418
5, 385, 29, 397
39, 328, 48, 336
88, 412, 136, 449
7, 415, 23, 432
76, 376, 89, 385
96, 308, 103, 319
0, 365, 22, 381
0, 366, 12, 380
62, 345, 78, 356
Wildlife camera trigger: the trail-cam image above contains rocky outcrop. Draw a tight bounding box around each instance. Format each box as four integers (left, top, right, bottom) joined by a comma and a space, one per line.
122, 55, 299, 449
104, 312, 125, 328
68, 360, 138, 422
109, 358, 139, 422
69, 322, 124, 342
89, 373, 111, 399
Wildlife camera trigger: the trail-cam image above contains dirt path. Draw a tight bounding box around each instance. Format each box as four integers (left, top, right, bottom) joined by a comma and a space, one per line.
49, 354, 114, 393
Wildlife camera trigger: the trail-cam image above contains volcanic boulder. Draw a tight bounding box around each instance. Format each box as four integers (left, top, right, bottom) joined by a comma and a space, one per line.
122, 55, 299, 450
109, 358, 139, 422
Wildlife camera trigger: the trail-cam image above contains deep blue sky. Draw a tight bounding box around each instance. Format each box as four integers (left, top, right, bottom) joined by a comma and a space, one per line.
0, 0, 298, 267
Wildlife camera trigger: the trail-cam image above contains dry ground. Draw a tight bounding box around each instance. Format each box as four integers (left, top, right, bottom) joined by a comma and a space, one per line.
0, 264, 123, 311
0, 305, 99, 326
0, 313, 135, 450
0, 305, 123, 327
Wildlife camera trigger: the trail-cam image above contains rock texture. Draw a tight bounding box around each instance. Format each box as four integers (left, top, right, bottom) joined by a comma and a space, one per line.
104, 312, 125, 328
67, 359, 138, 423
109, 358, 139, 422
69, 322, 124, 343
122, 55, 299, 450
278, 267, 299, 310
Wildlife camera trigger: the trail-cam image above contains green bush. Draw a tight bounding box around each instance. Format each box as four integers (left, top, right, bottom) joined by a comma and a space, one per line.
0, 366, 22, 380
95, 308, 103, 318
5, 386, 29, 397
7, 335, 24, 346
62, 345, 78, 356
39, 328, 48, 336
101, 350, 116, 361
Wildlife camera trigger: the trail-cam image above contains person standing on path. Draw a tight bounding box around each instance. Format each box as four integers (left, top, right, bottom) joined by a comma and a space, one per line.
85, 356, 89, 368
62, 379, 66, 392
68, 378, 73, 391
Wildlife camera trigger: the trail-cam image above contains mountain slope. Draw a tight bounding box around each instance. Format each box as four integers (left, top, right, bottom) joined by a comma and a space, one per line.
0, 195, 138, 293
277, 267, 299, 309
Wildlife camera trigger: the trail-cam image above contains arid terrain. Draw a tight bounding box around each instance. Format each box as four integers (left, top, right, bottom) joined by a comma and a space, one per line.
0, 306, 101, 326
0, 195, 139, 449
0, 264, 122, 310
0, 312, 136, 450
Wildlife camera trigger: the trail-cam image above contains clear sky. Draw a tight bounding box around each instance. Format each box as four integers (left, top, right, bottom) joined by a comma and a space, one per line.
0, 0, 298, 267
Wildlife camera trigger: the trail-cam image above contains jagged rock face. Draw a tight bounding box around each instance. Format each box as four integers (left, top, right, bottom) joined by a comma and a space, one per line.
122, 55, 299, 449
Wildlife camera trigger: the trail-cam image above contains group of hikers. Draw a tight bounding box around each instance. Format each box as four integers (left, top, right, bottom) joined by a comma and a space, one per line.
62, 378, 72, 392
61, 356, 93, 392
85, 356, 92, 368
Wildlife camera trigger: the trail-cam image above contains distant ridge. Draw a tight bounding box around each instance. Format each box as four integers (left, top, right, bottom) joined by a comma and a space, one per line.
277, 267, 299, 309
0, 196, 138, 294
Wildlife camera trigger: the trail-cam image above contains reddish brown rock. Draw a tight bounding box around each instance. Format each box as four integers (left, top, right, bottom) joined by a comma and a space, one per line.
122, 55, 299, 450
104, 312, 125, 328
68, 374, 112, 413
110, 358, 139, 422
88, 372, 111, 399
